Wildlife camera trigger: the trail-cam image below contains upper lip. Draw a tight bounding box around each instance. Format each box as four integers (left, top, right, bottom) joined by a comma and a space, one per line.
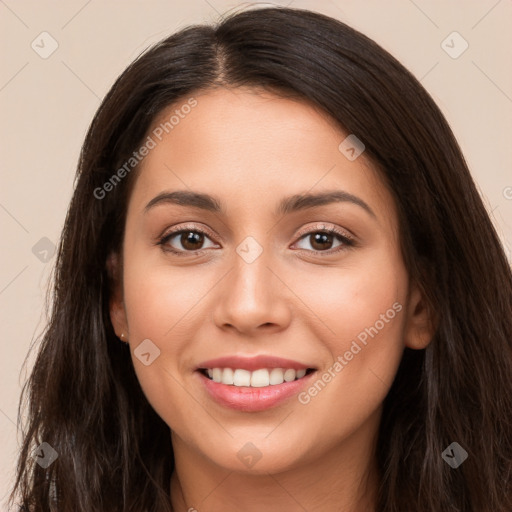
196, 355, 316, 371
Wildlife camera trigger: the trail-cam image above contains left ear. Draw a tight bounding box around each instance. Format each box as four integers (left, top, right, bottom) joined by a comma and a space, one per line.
403, 281, 436, 350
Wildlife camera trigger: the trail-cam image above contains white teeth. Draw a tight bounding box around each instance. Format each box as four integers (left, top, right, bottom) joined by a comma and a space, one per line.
283, 369, 296, 382
204, 367, 311, 387
250, 369, 270, 387
221, 368, 234, 385
233, 369, 251, 387
212, 368, 222, 383
269, 368, 285, 385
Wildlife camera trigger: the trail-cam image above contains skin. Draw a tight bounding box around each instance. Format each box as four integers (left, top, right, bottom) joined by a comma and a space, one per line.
110, 87, 434, 512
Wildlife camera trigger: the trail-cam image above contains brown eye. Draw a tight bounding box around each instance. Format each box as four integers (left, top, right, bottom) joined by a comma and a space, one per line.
160, 228, 217, 254
180, 231, 205, 250
309, 232, 335, 251
294, 229, 353, 253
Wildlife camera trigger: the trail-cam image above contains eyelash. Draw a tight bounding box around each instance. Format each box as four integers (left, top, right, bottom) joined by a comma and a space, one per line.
157, 223, 355, 257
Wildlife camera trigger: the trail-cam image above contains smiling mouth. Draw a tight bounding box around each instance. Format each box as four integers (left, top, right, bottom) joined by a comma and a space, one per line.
198, 367, 316, 387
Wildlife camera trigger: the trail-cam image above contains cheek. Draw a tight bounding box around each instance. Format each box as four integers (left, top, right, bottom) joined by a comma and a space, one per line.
294, 250, 407, 428
122, 250, 206, 345
303, 246, 406, 345
120, 253, 203, 420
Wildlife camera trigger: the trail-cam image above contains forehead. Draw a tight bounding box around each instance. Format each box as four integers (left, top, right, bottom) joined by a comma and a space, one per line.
129, 87, 396, 228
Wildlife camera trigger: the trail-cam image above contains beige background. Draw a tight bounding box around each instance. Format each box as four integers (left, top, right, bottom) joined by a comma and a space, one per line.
1, 0, 511, 507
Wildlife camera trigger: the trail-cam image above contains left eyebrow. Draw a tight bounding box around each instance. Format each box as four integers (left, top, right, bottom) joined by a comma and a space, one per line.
144, 189, 376, 220
276, 190, 377, 220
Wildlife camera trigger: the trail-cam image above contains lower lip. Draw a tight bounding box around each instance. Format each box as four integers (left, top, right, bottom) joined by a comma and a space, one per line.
197, 370, 317, 412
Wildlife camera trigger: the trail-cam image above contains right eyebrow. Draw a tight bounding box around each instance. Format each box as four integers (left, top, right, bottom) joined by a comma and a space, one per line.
144, 190, 224, 214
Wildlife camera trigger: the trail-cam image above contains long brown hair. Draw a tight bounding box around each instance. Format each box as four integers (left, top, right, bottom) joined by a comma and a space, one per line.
9, 6, 512, 511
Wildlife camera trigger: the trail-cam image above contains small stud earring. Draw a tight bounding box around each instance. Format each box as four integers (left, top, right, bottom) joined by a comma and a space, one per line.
120, 333, 128, 343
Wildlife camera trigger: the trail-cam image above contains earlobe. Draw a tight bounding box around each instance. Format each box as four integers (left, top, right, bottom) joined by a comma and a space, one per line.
403, 282, 436, 350
106, 252, 129, 339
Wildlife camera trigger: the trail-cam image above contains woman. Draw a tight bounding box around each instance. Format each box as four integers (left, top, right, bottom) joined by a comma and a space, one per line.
9, 6, 512, 512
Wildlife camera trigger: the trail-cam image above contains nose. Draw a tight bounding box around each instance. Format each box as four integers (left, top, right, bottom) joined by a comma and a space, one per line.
212, 246, 292, 336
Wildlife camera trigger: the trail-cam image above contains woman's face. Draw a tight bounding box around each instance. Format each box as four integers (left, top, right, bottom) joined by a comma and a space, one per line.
110, 87, 429, 474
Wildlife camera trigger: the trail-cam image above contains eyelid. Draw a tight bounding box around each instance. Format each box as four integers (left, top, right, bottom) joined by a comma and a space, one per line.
158, 221, 357, 255
159, 222, 218, 243
294, 222, 355, 242
157, 223, 219, 256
